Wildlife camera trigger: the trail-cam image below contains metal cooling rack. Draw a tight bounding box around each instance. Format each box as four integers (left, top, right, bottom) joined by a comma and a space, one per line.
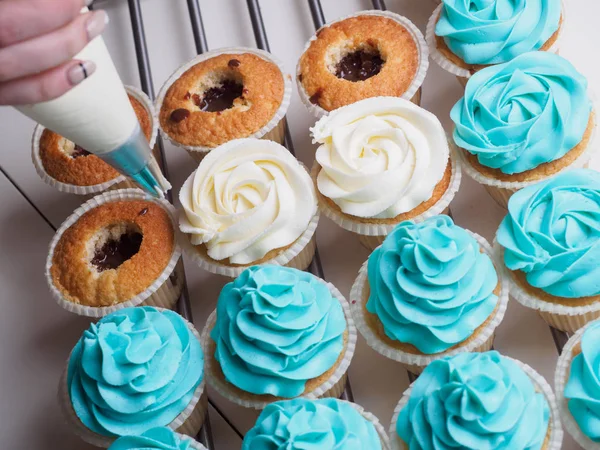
119, 0, 572, 446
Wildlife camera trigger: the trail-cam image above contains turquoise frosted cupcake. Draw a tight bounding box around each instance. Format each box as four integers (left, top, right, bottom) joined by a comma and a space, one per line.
108, 427, 207, 450
427, 0, 563, 83
59, 307, 206, 448
451, 52, 596, 208
201, 265, 356, 409
242, 398, 390, 449
496, 169, 600, 332
391, 351, 562, 450
555, 319, 600, 449
350, 216, 508, 373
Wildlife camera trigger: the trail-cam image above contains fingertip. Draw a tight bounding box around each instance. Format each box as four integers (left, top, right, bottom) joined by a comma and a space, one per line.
67, 60, 96, 86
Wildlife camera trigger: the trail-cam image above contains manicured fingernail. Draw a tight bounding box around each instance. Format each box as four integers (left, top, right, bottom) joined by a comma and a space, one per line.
86, 10, 109, 41
68, 61, 96, 86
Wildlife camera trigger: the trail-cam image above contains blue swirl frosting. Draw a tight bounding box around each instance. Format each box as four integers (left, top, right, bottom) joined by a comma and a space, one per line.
67, 307, 204, 437
211, 265, 346, 398
367, 216, 499, 354
451, 52, 592, 175
436, 0, 561, 65
397, 351, 550, 449
242, 398, 382, 450
565, 320, 600, 442
497, 169, 600, 298
108, 427, 194, 450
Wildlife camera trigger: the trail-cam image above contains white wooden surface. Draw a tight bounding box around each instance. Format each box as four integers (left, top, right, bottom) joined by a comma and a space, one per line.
0, 1, 598, 448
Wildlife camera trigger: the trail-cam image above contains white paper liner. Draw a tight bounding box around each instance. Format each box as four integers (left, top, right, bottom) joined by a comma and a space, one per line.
350, 232, 508, 371
181, 210, 319, 278
554, 320, 600, 450
178, 432, 208, 450
389, 355, 563, 449
201, 280, 358, 410
46, 188, 183, 318
155, 47, 292, 156
58, 310, 206, 448
296, 10, 429, 119
345, 401, 392, 450
426, 2, 565, 81
31, 86, 158, 196
493, 240, 600, 331
312, 144, 461, 237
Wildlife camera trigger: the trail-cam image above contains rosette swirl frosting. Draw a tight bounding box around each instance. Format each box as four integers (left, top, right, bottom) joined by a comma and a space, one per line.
436, 0, 561, 65
397, 351, 550, 449
67, 307, 204, 437
211, 266, 346, 398
452, 52, 592, 175
497, 169, 600, 298
179, 138, 317, 264
367, 216, 499, 354
565, 321, 600, 443
242, 398, 382, 449
311, 97, 449, 219
109, 427, 195, 450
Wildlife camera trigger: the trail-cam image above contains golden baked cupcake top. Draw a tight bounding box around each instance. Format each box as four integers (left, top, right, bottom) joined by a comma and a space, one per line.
297, 14, 421, 112
159, 52, 285, 148
38, 95, 152, 186
50, 200, 174, 307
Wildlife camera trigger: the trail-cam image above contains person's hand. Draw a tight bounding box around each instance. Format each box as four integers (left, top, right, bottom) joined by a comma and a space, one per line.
0, 0, 108, 105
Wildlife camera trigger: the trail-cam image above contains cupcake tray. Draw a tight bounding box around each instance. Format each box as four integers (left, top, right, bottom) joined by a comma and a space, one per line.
110, 0, 570, 446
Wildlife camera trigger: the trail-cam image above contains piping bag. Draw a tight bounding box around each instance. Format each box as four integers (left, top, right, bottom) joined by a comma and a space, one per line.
16, 36, 170, 197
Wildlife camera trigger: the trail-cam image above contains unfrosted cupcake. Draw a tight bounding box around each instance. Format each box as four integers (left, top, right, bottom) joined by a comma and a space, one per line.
59, 307, 206, 448
179, 138, 318, 277
351, 216, 508, 373
201, 265, 356, 409
32, 86, 157, 195
453, 52, 596, 208
390, 351, 562, 449
157, 48, 291, 161
108, 427, 207, 450
242, 398, 390, 449
427, 0, 563, 85
555, 319, 600, 449
496, 169, 600, 332
46, 189, 183, 317
311, 97, 460, 250
297, 11, 428, 118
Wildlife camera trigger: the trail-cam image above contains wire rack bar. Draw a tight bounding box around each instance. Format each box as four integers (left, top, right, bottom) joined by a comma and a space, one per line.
127, 0, 217, 447
371, 0, 388, 10
307, 0, 326, 29
186, 0, 209, 54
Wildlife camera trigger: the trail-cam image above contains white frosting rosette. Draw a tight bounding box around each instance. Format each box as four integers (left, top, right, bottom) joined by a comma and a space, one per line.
311, 97, 460, 244
179, 138, 319, 276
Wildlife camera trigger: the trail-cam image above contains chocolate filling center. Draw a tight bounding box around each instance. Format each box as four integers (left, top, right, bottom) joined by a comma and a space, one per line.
196, 80, 244, 112
72, 145, 91, 159
91, 232, 143, 271
335, 50, 384, 82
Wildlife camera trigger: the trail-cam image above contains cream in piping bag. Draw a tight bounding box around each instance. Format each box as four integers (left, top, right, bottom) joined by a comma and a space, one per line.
17, 35, 170, 197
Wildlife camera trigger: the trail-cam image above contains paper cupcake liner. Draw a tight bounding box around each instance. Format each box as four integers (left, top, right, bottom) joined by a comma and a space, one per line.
554, 320, 600, 450
177, 432, 209, 450
493, 240, 600, 332
155, 47, 292, 157
456, 91, 598, 209
426, 2, 565, 82
58, 311, 206, 448
296, 10, 429, 119
31, 86, 158, 196
312, 144, 461, 238
389, 355, 563, 450
46, 188, 183, 318
200, 280, 358, 410
344, 400, 392, 450
181, 210, 319, 278
350, 232, 509, 372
